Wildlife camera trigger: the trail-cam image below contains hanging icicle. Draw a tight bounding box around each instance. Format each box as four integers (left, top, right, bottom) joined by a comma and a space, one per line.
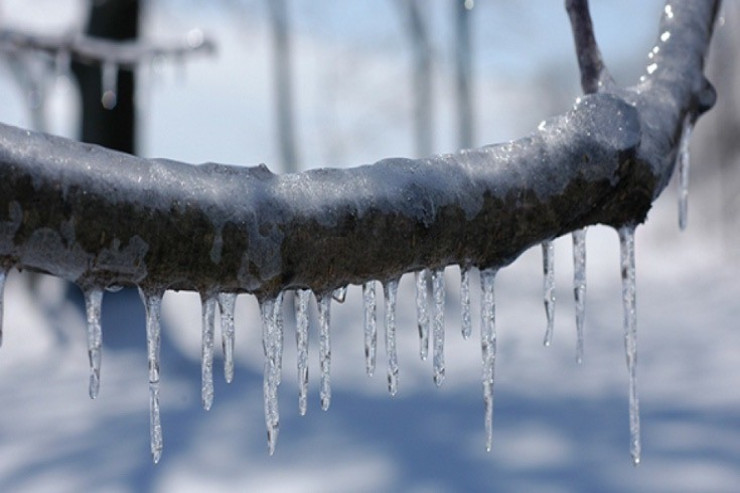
295, 289, 310, 415
480, 268, 497, 452
140, 287, 164, 464
274, 291, 285, 386
317, 294, 332, 411
542, 240, 555, 347
415, 269, 430, 361
217, 293, 237, 383
260, 295, 282, 455
200, 294, 216, 411
0, 266, 9, 347
332, 285, 347, 303
618, 225, 641, 466
432, 268, 446, 386
384, 278, 400, 396
677, 117, 694, 231
572, 229, 587, 364
362, 281, 377, 377
83, 287, 104, 399
100, 61, 118, 110
460, 265, 472, 340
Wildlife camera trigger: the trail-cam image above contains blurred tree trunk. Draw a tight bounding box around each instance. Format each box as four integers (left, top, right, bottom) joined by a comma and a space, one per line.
454, 0, 474, 149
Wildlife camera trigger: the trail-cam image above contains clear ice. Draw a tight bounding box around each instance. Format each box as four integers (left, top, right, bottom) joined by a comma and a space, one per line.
260, 295, 283, 455
678, 118, 693, 231
0, 267, 9, 347
384, 278, 400, 396
140, 288, 164, 464
415, 269, 430, 361
200, 294, 216, 411
101, 61, 118, 110
217, 293, 237, 383
295, 289, 310, 415
572, 229, 587, 364
363, 281, 377, 376
542, 240, 555, 347
480, 268, 497, 452
332, 285, 347, 303
432, 268, 446, 386
317, 295, 332, 411
460, 265, 472, 340
618, 225, 641, 466
84, 287, 104, 399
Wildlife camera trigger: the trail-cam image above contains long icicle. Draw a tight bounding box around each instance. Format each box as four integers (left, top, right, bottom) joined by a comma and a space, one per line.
140, 287, 164, 464
295, 289, 310, 415
363, 281, 377, 376
618, 225, 641, 466
460, 265, 472, 340
83, 287, 104, 399
542, 240, 555, 346
0, 266, 8, 347
432, 268, 446, 386
480, 268, 497, 452
384, 278, 400, 396
317, 294, 332, 411
274, 291, 285, 386
415, 269, 430, 361
260, 296, 281, 455
572, 228, 587, 364
217, 293, 237, 383
678, 117, 693, 231
200, 293, 217, 411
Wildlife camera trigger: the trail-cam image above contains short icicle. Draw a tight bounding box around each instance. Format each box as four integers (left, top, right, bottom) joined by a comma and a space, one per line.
363, 281, 377, 376
332, 286, 347, 303
618, 225, 641, 466
101, 61, 118, 110
480, 268, 498, 452
260, 296, 282, 455
0, 266, 9, 347
432, 268, 446, 386
384, 278, 400, 396
678, 117, 693, 231
460, 266, 472, 340
200, 294, 217, 411
295, 290, 310, 415
542, 241, 555, 347
217, 293, 237, 383
83, 287, 104, 399
317, 294, 332, 411
140, 287, 164, 464
415, 269, 430, 361
572, 228, 587, 364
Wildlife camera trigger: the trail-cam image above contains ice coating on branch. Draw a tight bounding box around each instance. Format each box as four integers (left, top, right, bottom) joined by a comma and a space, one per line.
542, 241, 555, 347
572, 229, 587, 364
140, 288, 163, 464
0, 267, 8, 347
677, 118, 693, 231
200, 294, 216, 411
217, 293, 236, 383
363, 281, 377, 376
83, 287, 104, 399
618, 225, 641, 466
460, 265, 472, 340
317, 295, 332, 411
260, 295, 282, 455
295, 289, 310, 415
415, 269, 430, 361
384, 278, 400, 396
480, 268, 497, 452
332, 285, 347, 303
432, 268, 446, 386
101, 61, 118, 110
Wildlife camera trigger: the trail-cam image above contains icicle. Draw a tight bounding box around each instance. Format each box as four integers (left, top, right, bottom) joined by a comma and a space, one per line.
415, 269, 430, 361
362, 281, 377, 376
542, 241, 555, 347
200, 294, 216, 411
480, 268, 497, 452
678, 118, 693, 231
274, 291, 285, 386
460, 265, 472, 340
384, 278, 400, 396
572, 229, 587, 364
317, 294, 332, 411
260, 296, 282, 455
295, 290, 310, 415
217, 293, 237, 384
618, 225, 641, 466
54, 48, 71, 81
140, 287, 164, 464
432, 268, 446, 387
332, 285, 347, 303
83, 287, 104, 399
101, 61, 118, 110
0, 266, 8, 347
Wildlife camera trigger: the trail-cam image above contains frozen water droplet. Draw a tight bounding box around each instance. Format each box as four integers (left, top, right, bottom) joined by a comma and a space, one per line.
480, 268, 497, 452
84, 287, 104, 399
415, 269, 430, 361
363, 281, 377, 376
460, 265, 472, 340
101, 61, 118, 110
572, 229, 587, 364
139, 287, 164, 464
200, 294, 217, 411
677, 118, 693, 231
217, 293, 237, 383
542, 241, 555, 347
384, 278, 400, 396
0, 267, 9, 347
618, 225, 641, 466
332, 285, 347, 303
432, 268, 446, 386
295, 289, 310, 415
317, 294, 332, 411
260, 295, 283, 455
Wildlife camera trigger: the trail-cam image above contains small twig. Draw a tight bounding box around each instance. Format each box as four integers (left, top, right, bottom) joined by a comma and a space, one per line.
566, 0, 613, 94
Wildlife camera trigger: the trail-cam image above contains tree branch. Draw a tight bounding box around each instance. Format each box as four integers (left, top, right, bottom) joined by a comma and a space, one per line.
0, 1, 720, 299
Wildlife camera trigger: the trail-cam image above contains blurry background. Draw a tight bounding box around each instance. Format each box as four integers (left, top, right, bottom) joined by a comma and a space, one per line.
0, 1, 739, 491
